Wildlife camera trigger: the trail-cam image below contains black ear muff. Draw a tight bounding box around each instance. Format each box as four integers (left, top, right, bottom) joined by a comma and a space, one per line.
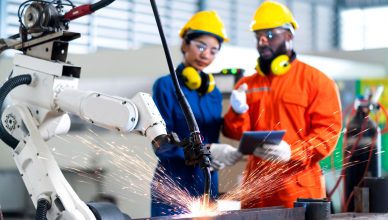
181, 66, 215, 95
197, 72, 215, 95
255, 63, 265, 76
256, 54, 291, 76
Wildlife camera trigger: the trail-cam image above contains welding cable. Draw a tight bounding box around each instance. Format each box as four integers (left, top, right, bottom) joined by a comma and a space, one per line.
64, 0, 116, 21
36, 198, 51, 220
90, 0, 115, 12
377, 103, 388, 134
149, 0, 212, 204
0, 74, 32, 149
149, 0, 199, 135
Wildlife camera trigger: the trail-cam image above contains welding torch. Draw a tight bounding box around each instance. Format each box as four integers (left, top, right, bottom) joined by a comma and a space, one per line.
149, 0, 212, 208
64, 0, 116, 21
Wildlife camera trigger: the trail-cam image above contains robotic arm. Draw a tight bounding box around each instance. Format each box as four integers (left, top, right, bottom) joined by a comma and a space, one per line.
0, 0, 211, 218
0, 45, 173, 220
56, 89, 167, 141
5, 53, 167, 142
0, 53, 168, 220
0, 0, 175, 219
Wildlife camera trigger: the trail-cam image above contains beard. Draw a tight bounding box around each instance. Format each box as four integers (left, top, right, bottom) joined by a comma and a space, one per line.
258, 41, 288, 74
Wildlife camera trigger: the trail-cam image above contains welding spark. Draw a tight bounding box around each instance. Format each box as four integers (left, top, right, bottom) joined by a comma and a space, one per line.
52, 129, 224, 217
49, 121, 354, 218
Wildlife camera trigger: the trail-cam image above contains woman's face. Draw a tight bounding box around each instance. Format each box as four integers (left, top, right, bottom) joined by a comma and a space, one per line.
182, 35, 220, 72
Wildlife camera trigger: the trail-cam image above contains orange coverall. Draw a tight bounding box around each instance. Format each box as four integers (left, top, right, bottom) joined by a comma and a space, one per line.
223, 59, 342, 208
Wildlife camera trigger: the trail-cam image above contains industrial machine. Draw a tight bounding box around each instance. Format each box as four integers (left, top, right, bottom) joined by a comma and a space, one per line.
326, 85, 385, 212
0, 0, 211, 219
343, 86, 383, 212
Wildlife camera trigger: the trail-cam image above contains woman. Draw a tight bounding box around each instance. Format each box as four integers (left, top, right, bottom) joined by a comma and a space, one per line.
151, 10, 241, 216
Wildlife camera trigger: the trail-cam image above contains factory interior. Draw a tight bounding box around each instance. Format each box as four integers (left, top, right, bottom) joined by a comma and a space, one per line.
1, 0, 388, 219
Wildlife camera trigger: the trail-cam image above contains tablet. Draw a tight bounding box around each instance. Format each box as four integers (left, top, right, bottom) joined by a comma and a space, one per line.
238, 130, 286, 155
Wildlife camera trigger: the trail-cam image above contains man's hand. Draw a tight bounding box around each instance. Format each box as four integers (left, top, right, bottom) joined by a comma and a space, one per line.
230, 83, 249, 114
210, 143, 243, 167
253, 140, 291, 163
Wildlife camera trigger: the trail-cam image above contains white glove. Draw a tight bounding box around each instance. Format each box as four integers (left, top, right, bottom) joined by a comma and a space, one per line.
230, 83, 249, 114
253, 140, 291, 163
210, 160, 225, 171
210, 143, 243, 166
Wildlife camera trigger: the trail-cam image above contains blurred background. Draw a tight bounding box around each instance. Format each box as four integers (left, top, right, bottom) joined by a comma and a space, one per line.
1, 0, 388, 219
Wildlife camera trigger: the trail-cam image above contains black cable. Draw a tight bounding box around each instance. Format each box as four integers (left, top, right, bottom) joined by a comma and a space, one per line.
90, 0, 115, 12
0, 74, 32, 149
35, 198, 51, 220
150, 0, 211, 204
149, 0, 199, 134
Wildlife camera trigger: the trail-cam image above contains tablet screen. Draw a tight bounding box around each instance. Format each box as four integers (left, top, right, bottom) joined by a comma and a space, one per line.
238, 130, 286, 155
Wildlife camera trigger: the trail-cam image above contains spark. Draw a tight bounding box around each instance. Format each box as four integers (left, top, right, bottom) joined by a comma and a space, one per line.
52, 129, 220, 216
48, 123, 378, 217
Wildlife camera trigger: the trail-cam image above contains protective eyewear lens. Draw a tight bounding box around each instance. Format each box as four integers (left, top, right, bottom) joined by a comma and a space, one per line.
256, 29, 286, 41
191, 40, 219, 56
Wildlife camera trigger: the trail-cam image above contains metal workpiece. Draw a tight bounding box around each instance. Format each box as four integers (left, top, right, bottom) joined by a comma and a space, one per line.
135, 207, 305, 220
294, 198, 331, 220
363, 177, 388, 213
332, 213, 388, 219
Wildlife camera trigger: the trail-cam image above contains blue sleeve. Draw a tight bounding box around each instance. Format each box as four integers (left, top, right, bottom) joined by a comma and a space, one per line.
152, 77, 185, 160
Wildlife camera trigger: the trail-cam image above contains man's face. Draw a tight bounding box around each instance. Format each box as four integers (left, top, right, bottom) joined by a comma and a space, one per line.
255, 27, 292, 61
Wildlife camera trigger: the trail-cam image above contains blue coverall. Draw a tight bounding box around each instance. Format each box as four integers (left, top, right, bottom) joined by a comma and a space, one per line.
151, 63, 223, 217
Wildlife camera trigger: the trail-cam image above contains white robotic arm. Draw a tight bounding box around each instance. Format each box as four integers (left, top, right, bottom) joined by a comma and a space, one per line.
56, 89, 167, 141
0, 0, 201, 218
1, 54, 167, 219
7, 54, 167, 141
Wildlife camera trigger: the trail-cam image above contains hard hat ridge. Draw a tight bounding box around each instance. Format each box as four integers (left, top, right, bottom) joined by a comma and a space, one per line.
179, 10, 229, 42
250, 1, 299, 32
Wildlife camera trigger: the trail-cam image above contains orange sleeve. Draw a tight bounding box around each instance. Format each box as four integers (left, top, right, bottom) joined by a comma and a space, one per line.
223, 108, 251, 140
291, 74, 342, 167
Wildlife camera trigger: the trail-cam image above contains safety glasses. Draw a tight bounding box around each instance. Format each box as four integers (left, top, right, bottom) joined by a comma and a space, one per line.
190, 40, 220, 56
255, 28, 287, 41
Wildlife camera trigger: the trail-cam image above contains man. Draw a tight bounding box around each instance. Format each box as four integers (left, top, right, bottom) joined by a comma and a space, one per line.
223, 1, 342, 208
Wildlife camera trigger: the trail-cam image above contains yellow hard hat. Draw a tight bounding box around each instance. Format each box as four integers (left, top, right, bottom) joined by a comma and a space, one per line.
250, 1, 299, 32
179, 10, 229, 42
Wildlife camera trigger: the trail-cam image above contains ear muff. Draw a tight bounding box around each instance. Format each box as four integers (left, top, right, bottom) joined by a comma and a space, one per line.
181, 66, 215, 95
197, 72, 215, 95
256, 54, 291, 76
207, 73, 216, 93
182, 66, 201, 90
271, 55, 291, 75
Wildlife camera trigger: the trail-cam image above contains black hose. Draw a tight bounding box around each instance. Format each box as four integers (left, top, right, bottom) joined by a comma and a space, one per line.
203, 164, 211, 195
90, 0, 115, 12
36, 198, 51, 220
149, 0, 200, 134
0, 74, 32, 149
150, 0, 212, 203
